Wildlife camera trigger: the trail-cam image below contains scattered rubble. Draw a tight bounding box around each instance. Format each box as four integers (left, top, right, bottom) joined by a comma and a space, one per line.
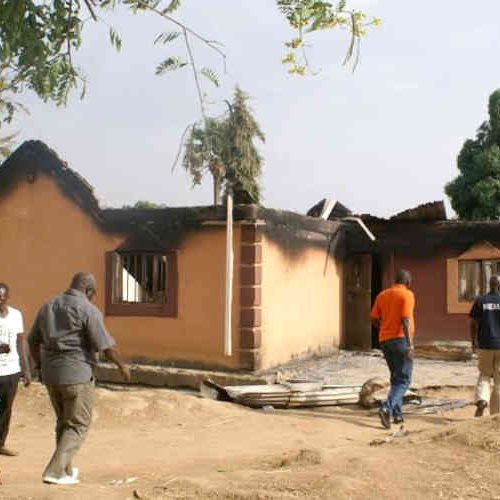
202, 376, 469, 415
201, 379, 361, 408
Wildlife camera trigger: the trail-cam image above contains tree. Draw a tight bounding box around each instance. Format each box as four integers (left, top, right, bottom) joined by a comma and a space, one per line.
223, 87, 265, 204
446, 89, 500, 220
182, 87, 264, 205
181, 117, 226, 206
0, 0, 379, 151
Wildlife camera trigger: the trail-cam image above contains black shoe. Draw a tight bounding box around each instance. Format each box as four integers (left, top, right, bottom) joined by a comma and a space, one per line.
394, 416, 405, 425
475, 400, 488, 417
379, 408, 391, 429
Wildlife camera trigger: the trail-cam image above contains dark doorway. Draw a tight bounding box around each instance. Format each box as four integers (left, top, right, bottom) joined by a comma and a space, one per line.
344, 254, 372, 350
371, 255, 383, 349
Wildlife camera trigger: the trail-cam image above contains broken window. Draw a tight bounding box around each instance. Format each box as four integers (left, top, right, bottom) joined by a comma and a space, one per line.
106, 251, 177, 316
458, 260, 500, 301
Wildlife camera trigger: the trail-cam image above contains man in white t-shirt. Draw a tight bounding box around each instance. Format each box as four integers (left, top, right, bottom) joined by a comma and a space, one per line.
0, 283, 31, 456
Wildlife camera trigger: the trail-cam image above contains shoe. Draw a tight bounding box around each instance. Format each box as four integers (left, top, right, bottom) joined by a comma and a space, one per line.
394, 416, 405, 425
378, 407, 392, 429
0, 447, 18, 456
475, 400, 488, 417
42, 474, 80, 485
64, 467, 79, 479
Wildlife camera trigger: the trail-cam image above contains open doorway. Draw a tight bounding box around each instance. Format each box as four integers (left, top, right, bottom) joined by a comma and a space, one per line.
344, 253, 382, 350
370, 255, 383, 349
344, 254, 372, 350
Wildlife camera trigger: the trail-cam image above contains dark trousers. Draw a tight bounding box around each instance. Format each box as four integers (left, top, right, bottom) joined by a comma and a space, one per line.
0, 372, 20, 446
380, 338, 413, 421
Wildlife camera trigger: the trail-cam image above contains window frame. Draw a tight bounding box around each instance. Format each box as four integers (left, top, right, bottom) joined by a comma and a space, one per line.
447, 241, 500, 314
105, 250, 178, 317
458, 259, 500, 303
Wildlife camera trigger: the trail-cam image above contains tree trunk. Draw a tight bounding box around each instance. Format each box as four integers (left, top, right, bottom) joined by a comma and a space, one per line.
213, 173, 222, 206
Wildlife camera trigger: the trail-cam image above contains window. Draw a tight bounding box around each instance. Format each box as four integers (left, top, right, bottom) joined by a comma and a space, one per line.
458, 260, 500, 302
447, 242, 500, 314
106, 251, 177, 317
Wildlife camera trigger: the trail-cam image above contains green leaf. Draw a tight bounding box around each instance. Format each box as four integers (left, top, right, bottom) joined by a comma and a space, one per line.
162, 0, 181, 14
154, 31, 181, 45
200, 67, 219, 87
109, 28, 122, 51
155, 56, 187, 74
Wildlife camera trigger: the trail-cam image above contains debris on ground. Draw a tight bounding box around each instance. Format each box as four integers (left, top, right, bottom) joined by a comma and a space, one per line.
201, 377, 469, 414
110, 477, 137, 486
201, 379, 361, 408
358, 377, 389, 407
370, 426, 410, 446
404, 398, 470, 415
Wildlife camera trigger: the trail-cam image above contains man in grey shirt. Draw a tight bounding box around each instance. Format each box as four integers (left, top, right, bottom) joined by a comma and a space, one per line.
28, 272, 130, 485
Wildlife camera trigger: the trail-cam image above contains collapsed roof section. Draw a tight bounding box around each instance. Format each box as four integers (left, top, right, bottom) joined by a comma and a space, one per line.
390, 201, 447, 222
306, 198, 447, 223
306, 199, 352, 219
0, 141, 345, 257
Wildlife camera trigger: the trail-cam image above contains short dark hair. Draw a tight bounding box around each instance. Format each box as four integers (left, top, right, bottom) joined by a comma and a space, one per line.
395, 269, 412, 286
490, 275, 500, 291
70, 273, 97, 292
0, 283, 9, 294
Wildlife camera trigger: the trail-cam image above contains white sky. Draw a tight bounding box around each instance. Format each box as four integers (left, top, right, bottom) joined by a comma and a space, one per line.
5, 0, 500, 217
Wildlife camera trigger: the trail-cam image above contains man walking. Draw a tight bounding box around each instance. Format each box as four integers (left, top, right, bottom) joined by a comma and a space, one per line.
0, 283, 31, 456
28, 273, 130, 485
371, 269, 415, 429
470, 274, 500, 417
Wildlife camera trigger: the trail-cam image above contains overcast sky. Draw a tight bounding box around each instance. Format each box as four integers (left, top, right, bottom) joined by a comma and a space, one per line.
5, 0, 500, 217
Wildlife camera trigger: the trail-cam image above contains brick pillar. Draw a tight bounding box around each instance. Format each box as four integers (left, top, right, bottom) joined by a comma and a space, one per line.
239, 224, 262, 371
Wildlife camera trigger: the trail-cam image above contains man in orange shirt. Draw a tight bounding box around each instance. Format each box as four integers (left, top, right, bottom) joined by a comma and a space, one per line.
371, 269, 415, 429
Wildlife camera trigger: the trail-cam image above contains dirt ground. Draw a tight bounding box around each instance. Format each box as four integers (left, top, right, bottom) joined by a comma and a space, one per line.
2, 380, 500, 500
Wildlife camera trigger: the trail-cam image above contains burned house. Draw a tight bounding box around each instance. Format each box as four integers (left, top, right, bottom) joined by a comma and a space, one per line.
2, 140, 482, 372
311, 198, 500, 351
0, 141, 362, 372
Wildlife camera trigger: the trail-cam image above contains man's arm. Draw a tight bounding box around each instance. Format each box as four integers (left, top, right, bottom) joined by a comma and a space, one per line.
401, 292, 415, 357
16, 334, 31, 387
470, 318, 479, 353
402, 318, 413, 349
86, 308, 130, 382
469, 299, 482, 353
27, 310, 42, 373
103, 347, 131, 382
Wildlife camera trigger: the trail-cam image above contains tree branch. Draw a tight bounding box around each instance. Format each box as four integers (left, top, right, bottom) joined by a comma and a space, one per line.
136, 0, 226, 70
171, 122, 194, 172
83, 0, 98, 21
67, 0, 74, 67
183, 28, 206, 120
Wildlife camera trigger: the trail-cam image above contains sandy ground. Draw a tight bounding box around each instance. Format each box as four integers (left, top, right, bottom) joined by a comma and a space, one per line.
2, 378, 500, 499
272, 351, 477, 388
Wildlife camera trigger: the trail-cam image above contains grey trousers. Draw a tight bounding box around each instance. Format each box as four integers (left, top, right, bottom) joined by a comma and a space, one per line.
43, 380, 95, 479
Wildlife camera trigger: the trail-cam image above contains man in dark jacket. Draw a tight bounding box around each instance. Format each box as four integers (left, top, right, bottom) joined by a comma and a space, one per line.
470, 274, 500, 417
28, 273, 130, 485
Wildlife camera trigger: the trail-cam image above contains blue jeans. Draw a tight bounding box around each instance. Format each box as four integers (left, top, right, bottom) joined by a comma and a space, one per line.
380, 338, 413, 421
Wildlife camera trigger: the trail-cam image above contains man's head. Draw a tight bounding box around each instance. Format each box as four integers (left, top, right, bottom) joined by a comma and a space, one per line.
0, 283, 9, 312
395, 269, 412, 288
70, 273, 97, 300
490, 275, 500, 293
